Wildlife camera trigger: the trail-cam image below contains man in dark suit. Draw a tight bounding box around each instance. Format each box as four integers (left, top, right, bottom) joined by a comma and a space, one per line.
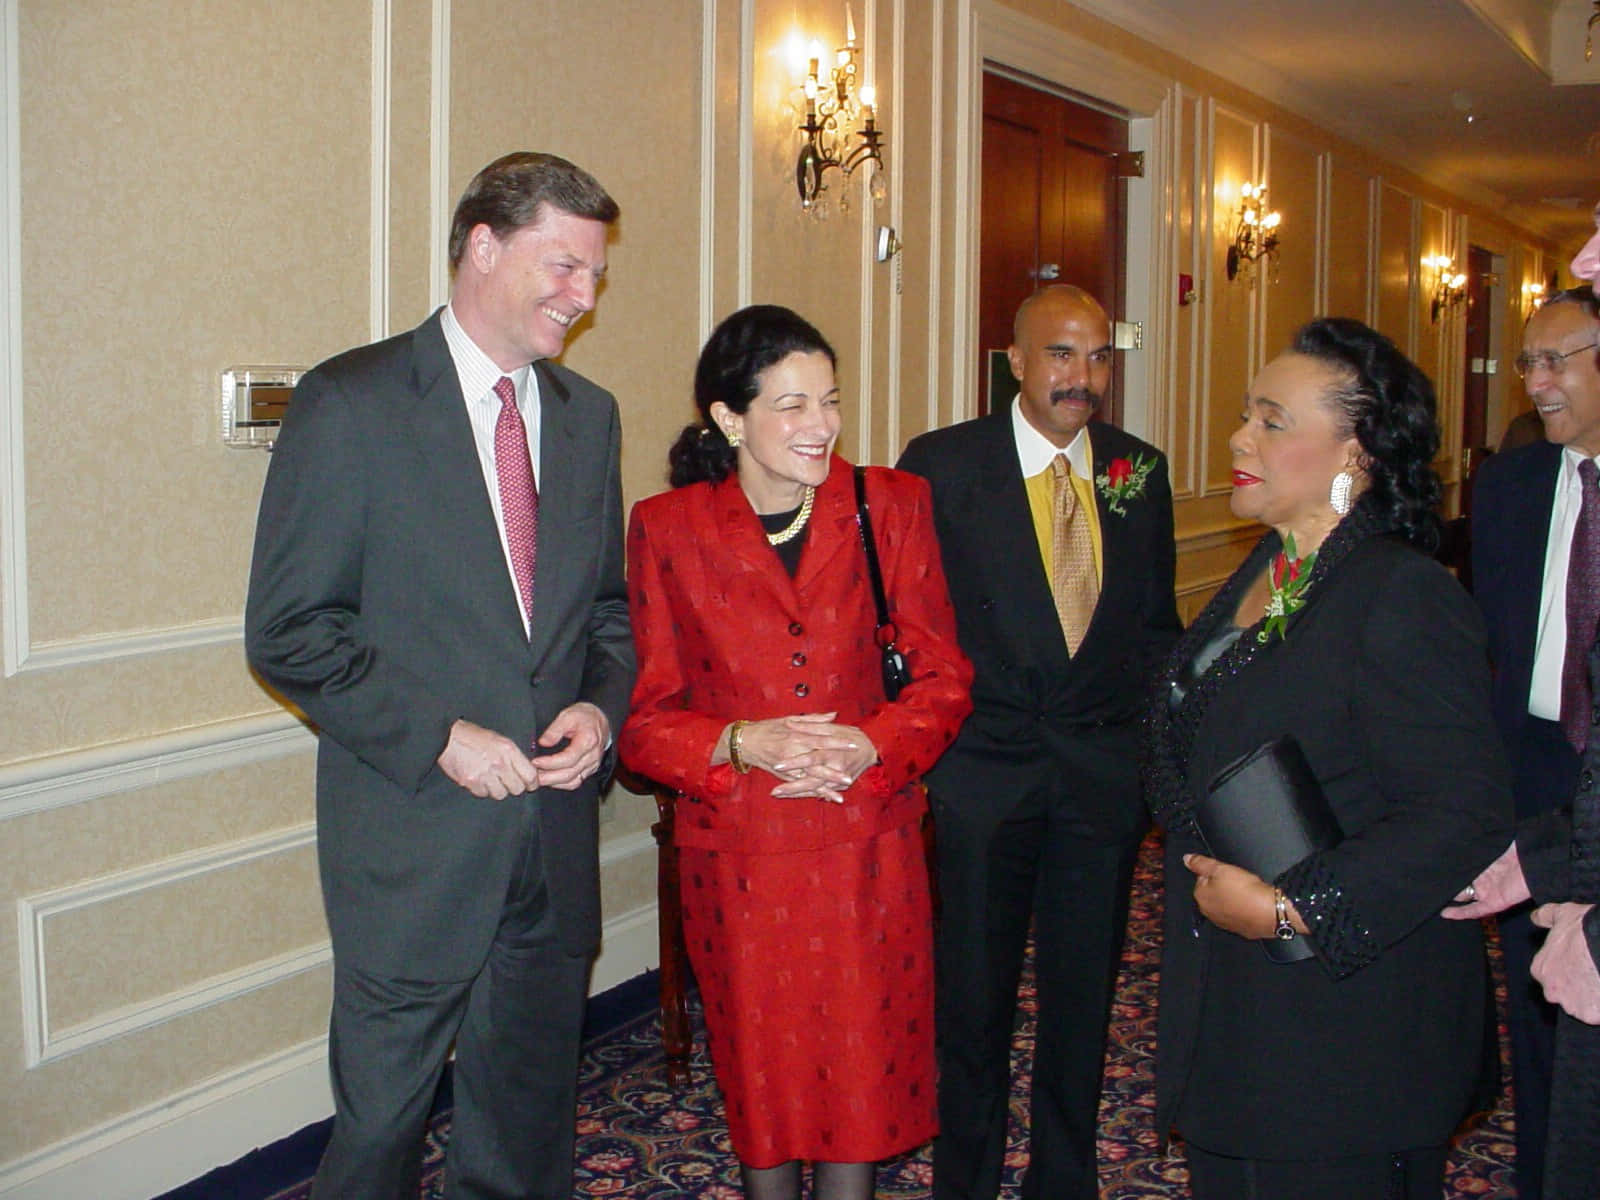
897, 285, 1180, 1200
1453, 284, 1600, 1199
245, 152, 635, 1200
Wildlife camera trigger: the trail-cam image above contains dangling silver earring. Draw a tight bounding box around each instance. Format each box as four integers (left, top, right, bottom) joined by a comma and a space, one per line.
1330, 470, 1354, 516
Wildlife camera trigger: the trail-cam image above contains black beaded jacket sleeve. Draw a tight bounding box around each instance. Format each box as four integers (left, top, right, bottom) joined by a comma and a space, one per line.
1143, 510, 1513, 978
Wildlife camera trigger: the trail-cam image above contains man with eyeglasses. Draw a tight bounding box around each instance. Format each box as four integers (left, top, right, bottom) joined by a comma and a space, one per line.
1447, 283, 1600, 1199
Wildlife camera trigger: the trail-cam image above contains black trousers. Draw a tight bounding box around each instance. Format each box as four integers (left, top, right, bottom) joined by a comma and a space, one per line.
1185, 1142, 1448, 1200
1501, 715, 1581, 1200
313, 809, 590, 1200
929, 782, 1142, 1200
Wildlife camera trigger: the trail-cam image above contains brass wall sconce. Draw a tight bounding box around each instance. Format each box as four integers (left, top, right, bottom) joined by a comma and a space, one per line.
1524, 280, 1547, 311
793, 5, 886, 218
1424, 254, 1468, 323
1225, 182, 1281, 281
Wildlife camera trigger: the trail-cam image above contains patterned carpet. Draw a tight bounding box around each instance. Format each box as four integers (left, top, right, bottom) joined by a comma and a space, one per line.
268, 833, 1518, 1198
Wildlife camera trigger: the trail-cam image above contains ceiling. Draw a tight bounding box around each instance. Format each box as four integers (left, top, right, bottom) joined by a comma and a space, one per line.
1080, 0, 1600, 260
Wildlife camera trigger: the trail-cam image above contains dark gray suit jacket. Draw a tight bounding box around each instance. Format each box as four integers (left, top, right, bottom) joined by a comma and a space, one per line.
246, 310, 635, 976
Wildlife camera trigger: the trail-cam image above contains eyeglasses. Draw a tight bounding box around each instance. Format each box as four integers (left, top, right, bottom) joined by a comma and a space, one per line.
1515, 342, 1599, 379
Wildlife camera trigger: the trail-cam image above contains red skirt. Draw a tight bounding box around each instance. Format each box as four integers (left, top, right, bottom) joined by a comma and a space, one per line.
679, 818, 936, 1167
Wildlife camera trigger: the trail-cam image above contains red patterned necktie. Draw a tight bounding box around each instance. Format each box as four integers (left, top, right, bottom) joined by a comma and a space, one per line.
493, 376, 538, 623
1561, 457, 1600, 751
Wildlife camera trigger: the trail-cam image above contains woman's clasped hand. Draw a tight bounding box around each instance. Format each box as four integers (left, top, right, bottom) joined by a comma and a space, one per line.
726, 712, 878, 802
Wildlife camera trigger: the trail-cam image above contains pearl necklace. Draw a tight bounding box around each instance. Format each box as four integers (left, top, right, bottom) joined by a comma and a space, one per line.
765, 486, 816, 545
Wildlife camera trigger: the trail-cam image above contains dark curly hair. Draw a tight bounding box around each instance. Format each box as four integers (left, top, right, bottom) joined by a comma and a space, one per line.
1290, 317, 1442, 552
667, 305, 837, 488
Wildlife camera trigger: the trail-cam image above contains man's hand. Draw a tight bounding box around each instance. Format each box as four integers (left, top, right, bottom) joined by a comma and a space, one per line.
1442, 840, 1530, 919
528, 701, 611, 791
438, 718, 540, 799
1531, 902, 1600, 1024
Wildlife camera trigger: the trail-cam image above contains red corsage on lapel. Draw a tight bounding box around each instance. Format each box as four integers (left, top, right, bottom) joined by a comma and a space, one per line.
1258, 532, 1316, 643
1094, 453, 1156, 516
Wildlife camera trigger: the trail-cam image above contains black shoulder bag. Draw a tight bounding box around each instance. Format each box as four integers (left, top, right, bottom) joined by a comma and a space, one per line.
854, 466, 913, 701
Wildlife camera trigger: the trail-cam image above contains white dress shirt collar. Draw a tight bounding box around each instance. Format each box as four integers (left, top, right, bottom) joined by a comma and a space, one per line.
441, 302, 532, 412
1011, 395, 1091, 479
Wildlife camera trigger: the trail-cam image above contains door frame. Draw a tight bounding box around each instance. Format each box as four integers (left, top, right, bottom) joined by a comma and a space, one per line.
958, 2, 1174, 444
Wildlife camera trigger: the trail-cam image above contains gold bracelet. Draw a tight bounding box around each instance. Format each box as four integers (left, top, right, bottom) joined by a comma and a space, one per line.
727, 720, 752, 774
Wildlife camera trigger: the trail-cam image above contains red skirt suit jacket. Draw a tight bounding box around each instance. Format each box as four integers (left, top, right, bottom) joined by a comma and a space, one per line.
619, 456, 973, 850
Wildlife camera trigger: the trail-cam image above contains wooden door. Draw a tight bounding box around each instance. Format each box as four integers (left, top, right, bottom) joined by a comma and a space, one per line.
979, 71, 1128, 420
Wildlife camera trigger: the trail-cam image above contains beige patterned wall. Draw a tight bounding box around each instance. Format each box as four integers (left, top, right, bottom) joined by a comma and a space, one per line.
0, 0, 1560, 1192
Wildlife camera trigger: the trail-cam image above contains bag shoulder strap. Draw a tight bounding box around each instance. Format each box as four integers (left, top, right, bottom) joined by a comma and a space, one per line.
853, 466, 893, 630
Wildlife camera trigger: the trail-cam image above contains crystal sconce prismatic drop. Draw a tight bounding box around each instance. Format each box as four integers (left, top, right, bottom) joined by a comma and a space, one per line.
792, 3, 887, 220
1224, 181, 1281, 282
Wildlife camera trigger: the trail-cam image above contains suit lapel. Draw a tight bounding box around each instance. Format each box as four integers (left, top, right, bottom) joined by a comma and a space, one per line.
794, 459, 862, 599
527, 362, 587, 665
1085, 423, 1130, 616
963, 414, 1071, 669
402, 316, 529, 643
710, 471, 806, 619
1071, 423, 1141, 670
1509, 442, 1563, 674
706, 456, 860, 620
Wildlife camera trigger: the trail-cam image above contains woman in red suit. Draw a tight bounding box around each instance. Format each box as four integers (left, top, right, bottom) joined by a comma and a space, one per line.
620, 305, 973, 1200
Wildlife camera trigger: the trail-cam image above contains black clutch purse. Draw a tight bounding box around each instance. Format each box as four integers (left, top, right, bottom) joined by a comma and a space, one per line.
854, 467, 913, 701
1197, 734, 1343, 963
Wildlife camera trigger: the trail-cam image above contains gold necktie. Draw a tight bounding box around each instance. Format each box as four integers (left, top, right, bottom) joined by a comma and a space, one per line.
1051, 454, 1098, 654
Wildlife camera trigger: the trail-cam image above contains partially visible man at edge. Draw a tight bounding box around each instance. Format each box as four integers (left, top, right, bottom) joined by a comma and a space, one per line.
245, 152, 635, 1199
898, 284, 1181, 1200
1451, 280, 1600, 1200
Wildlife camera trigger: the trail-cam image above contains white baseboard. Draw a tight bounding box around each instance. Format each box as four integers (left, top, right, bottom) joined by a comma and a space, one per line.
0, 1039, 332, 1200
0, 901, 661, 1200
590, 900, 661, 996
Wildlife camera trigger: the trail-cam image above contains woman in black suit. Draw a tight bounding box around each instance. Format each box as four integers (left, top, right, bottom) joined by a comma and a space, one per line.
1143, 317, 1512, 1199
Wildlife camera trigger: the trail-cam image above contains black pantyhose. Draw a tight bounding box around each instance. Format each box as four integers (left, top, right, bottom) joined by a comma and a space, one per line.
737, 1159, 876, 1200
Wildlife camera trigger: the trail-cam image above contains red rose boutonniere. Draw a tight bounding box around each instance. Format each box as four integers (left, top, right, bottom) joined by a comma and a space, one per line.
1258, 532, 1316, 643
1095, 453, 1156, 516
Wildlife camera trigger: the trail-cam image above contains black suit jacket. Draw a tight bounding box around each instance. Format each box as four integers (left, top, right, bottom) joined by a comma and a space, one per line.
1150, 530, 1511, 1157
898, 412, 1180, 839
245, 311, 635, 975
1473, 439, 1564, 762
1519, 638, 1600, 1198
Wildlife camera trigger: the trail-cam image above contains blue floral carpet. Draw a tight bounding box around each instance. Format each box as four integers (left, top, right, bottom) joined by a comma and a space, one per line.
269, 834, 1517, 1198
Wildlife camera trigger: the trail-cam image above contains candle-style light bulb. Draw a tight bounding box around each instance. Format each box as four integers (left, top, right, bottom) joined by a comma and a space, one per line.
846, 1, 857, 46
860, 83, 876, 123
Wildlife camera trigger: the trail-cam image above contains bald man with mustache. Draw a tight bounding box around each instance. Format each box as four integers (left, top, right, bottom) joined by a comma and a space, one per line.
898, 285, 1180, 1200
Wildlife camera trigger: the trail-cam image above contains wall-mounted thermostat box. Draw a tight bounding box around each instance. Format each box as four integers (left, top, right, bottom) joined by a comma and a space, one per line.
220, 366, 304, 449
